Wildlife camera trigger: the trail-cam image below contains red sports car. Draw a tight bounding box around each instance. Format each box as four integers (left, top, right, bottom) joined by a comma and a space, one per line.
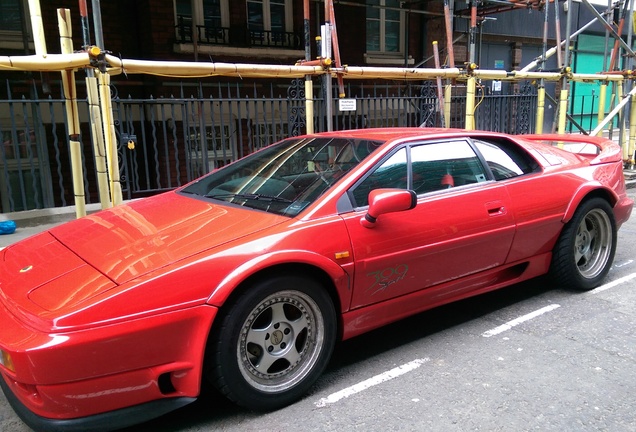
0, 128, 632, 430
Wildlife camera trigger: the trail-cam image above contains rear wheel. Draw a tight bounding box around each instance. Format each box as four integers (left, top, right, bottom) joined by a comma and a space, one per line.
206, 275, 336, 410
550, 198, 616, 291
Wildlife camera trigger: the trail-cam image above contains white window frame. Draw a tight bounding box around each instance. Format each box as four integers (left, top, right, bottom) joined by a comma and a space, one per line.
365, 0, 407, 63
173, 0, 230, 34
246, 0, 293, 33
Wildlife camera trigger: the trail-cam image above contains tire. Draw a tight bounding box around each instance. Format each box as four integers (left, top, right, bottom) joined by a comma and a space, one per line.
550, 197, 617, 291
206, 275, 336, 410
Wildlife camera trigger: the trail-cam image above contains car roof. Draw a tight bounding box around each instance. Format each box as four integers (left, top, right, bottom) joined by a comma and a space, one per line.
303, 127, 469, 141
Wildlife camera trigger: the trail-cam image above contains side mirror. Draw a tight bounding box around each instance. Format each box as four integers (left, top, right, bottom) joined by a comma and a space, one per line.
360, 189, 417, 228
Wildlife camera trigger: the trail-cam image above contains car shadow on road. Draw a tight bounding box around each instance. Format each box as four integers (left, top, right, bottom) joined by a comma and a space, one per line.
326, 276, 556, 372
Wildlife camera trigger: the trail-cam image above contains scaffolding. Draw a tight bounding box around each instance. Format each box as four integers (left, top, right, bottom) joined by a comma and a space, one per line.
0, 0, 634, 213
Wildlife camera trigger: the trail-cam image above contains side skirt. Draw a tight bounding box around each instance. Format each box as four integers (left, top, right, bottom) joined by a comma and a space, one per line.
341, 252, 552, 340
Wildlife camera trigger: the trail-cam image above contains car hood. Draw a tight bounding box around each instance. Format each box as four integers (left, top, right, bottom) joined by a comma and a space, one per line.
0, 231, 117, 317
1, 193, 287, 320
49, 192, 289, 285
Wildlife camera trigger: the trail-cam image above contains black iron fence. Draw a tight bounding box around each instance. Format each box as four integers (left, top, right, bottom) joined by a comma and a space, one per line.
0, 79, 538, 213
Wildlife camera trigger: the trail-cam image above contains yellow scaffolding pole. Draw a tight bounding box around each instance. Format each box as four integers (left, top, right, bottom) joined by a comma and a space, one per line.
628, 92, 636, 165
97, 70, 123, 206
535, 85, 545, 134
617, 80, 624, 142
432, 41, 446, 127
465, 76, 476, 130
58, 9, 86, 217
27, 0, 47, 58
557, 88, 569, 137
596, 82, 607, 137
86, 75, 111, 209
444, 84, 452, 128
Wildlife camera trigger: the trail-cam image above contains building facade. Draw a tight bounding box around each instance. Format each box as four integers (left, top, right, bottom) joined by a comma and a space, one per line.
0, 0, 619, 213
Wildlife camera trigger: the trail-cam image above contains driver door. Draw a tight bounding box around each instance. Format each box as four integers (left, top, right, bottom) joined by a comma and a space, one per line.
342, 140, 516, 309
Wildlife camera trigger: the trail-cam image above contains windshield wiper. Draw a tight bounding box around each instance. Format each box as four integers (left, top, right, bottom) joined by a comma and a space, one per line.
206, 192, 293, 203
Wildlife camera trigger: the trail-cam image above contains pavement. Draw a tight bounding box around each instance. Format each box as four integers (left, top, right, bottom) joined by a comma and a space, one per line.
0, 203, 103, 248
1, 171, 635, 250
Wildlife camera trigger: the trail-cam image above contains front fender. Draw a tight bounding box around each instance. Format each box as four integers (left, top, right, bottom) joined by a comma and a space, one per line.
205, 250, 352, 311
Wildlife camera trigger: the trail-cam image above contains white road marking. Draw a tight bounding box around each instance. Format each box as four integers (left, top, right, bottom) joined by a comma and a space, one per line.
614, 259, 634, 268
588, 272, 636, 294
315, 358, 429, 407
315, 271, 636, 407
481, 304, 561, 338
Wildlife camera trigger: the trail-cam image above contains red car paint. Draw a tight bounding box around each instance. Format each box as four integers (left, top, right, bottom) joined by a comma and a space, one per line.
0, 128, 632, 430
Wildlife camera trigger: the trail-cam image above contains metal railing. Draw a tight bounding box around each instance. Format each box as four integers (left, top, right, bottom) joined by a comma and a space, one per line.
0, 79, 538, 213
174, 16, 301, 49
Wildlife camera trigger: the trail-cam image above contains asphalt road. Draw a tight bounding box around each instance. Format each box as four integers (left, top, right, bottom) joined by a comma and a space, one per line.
1, 191, 636, 432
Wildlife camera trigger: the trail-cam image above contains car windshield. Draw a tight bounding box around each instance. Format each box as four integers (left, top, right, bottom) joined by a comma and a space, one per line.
180, 137, 383, 216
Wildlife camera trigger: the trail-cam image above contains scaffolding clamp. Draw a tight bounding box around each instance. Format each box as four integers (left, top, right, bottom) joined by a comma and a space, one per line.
465, 62, 478, 76
561, 66, 573, 79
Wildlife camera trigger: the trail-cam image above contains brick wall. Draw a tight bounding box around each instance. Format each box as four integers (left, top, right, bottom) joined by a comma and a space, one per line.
333, 1, 366, 65
20, 0, 488, 96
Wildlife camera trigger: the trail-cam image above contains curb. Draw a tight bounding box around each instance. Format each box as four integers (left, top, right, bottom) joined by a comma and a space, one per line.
0, 203, 104, 227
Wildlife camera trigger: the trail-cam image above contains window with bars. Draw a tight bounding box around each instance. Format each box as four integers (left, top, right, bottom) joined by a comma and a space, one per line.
247, 0, 289, 32
174, 0, 229, 44
246, 0, 293, 46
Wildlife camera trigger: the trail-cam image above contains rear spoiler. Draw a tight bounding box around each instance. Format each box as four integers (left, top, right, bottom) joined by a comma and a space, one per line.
520, 133, 621, 165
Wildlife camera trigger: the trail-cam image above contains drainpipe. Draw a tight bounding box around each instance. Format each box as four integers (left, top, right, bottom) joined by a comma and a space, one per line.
443, 0, 455, 128
464, 0, 477, 130
91, 0, 105, 50
556, 0, 570, 137
323, 0, 333, 132
535, 0, 549, 134
304, 0, 314, 134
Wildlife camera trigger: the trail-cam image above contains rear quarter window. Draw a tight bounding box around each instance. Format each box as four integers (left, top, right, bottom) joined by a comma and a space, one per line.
473, 138, 541, 180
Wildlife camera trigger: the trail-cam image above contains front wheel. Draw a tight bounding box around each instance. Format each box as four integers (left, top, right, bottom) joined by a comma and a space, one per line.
550, 197, 617, 291
206, 275, 336, 410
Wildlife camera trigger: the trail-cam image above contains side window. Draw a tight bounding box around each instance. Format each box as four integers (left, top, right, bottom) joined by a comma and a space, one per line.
411, 140, 487, 195
474, 139, 540, 180
351, 148, 407, 207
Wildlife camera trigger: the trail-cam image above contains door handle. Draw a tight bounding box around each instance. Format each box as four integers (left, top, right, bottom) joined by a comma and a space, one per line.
487, 206, 506, 215
485, 200, 506, 216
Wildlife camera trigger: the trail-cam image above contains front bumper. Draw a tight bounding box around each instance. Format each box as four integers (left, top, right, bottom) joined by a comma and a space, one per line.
0, 305, 217, 428
0, 375, 195, 432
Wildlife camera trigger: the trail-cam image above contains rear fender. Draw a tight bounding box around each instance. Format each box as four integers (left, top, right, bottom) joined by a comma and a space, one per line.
205, 250, 351, 310
562, 183, 618, 224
